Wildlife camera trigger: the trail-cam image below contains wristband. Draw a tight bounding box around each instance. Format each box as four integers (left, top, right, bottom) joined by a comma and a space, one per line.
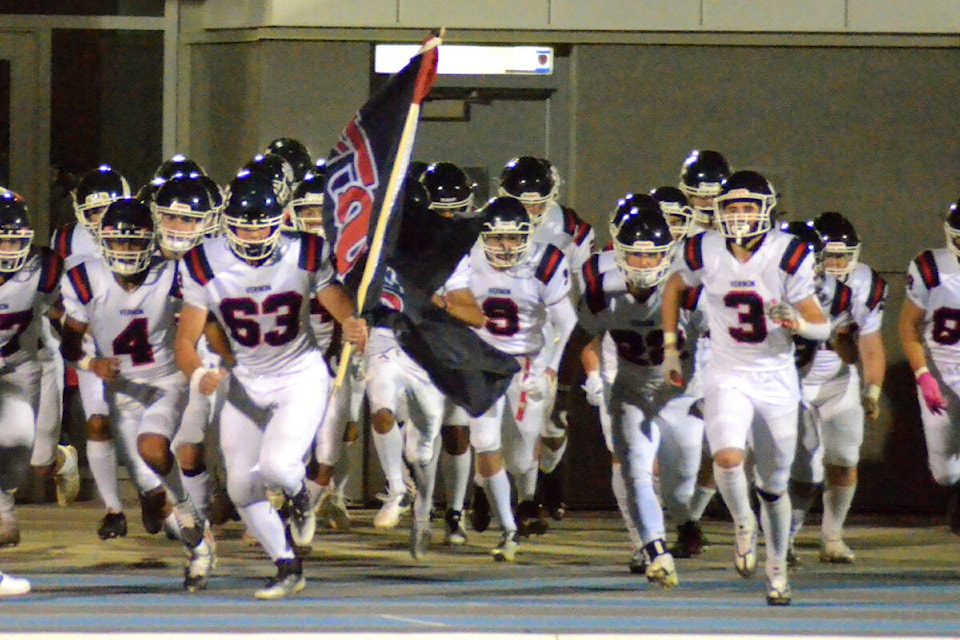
914, 366, 930, 381
792, 316, 831, 341
190, 366, 215, 392
77, 356, 93, 371
663, 331, 678, 348
864, 384, 881, 402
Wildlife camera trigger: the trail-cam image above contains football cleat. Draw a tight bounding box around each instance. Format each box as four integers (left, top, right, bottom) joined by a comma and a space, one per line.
0, 572, 30, 596
184, 539, 215, 592
819, 538, 855, 564
734, 520, 758, 578
670, 520, 706, 558
490, 531, 519, 562
444, 509, 467, 546
470, 485, 492, 533
0, 519, 19, 547
409, 523, 432, 561
172, 499, 204, 549
629, 547, 648, 574
139, 489, 168, 535
288, 482, 319, 547
766, 569, 792, 606
55, 445, 80, 507
316, 487, 351, 531
645, 549, 679, 590
254, 558, 305, 600
98, 512, 127, 540
515, 500, 548, 538
374, 489, 412, 530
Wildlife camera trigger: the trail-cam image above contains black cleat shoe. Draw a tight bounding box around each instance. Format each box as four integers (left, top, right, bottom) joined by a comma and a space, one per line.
444, 509, 467, 545
469, 484, 491, 533
670, 520, 706, 558
515, 500, 548, 538
98, 512, 128, 540
139, 489, 168, 535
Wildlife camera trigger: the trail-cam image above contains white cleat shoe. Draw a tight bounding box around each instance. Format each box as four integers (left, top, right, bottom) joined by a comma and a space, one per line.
55, 445, 80, 507
374, 490, 412, 530
819, 538, 855, 564
0, 572, 30, 596
766, 568, 792, 606
490, 531, 519, 562
184, 539, 215, 592
288, 483, 320, 547
645, 549, 679, 590
254, 558, 305, 600
734, 521, 758, 578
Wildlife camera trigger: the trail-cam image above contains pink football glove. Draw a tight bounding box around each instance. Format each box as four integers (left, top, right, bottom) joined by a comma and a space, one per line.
917, 372, 947, 415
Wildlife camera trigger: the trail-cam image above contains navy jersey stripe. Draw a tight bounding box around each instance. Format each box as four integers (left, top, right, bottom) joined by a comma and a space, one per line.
184, 246, 215, 286
582, 253, 606, 314
867, 271, 888, 310
53, 223, 75, 259
38, 249, 64, 295
298, 233, 325, 273
66, 264, 93, 305
680, 284, 703, 312
780, 237, 809, 275
535, 245, 564, 284
915, 250, 939, 289
684, 234, 704, 271
830, 282, 852, 316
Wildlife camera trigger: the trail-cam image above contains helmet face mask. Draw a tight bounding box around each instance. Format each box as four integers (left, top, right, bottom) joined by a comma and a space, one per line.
0, 193, 33, 273
223, 173, 283, 264
480, 197, 532, 268
73, 165, 132, 237
153, 176, 213, 255
285, 170, 326, 235
678, 150, 730, 229
98, 199, 156, 276
651, 186, 695, 241
714, 171, 776, 245
612, 194, 675, 288
812, 211, 861, 281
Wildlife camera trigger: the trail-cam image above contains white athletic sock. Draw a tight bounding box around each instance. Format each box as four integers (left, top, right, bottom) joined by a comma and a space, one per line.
788, 483, 817, 539
483, 469, 516, 534
237, 500, 294, 561
87, 440, 122, 513
181, 470, 211, 522
440, 449, 470, 513
713, 462, 754, 527
611, 462, 642, 549
821, 483, 856, 542
760, 491, 791, 574
372, 425, 405, 495
687, 484, 717, 521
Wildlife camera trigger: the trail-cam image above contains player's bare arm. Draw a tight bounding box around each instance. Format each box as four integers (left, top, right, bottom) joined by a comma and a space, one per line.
433, 288, 485, 328
316, 282, 368, 353
660, 272, 686, 387
175, 302, 225, 395
857, 330, 886, 421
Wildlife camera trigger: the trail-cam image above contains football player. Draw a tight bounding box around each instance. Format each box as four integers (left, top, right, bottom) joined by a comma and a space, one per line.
899, 197, 960, 537
60, 198, 213, 591
175, 172, 366, 599
661, 170, 829, 606
467, 196, 577, 560
52, 165, 131, 539
0, 193, 64, 547
677, 149, 731, 233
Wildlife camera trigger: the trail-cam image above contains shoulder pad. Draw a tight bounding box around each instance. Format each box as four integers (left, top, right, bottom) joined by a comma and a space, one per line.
866, 270, 888, 310
914, 250, 940, 289
535, 244, 565, 285
182, 245, 215, 286
582, 253, 607, 314
683, 234, 705, 271
779, 236, 810, 275
66, 263, 94, 305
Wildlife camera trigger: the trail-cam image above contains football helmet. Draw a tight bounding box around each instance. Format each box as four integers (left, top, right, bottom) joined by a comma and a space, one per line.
608, 192, 640, 240
0, 192, 33, 273
264, 137, 313, 183
612, 194, 675, 288
651, 186, 695, 241
154, 154, 205, 181
714, 170, 776, 245
286, 169, 327, 235
678, 149, 730, 226
814, 211, 861, 281
73, 165, 132, 236
479, 196, 532, 268
498, 156, 557, 225
198, 175, 225, 237
421, 161, 476, 218
403, 171, 430, 217
98, 198, 156, 276
153, 175, 214, 255
946, 200, 960, 257
222, 172, 283, 264
241, 153, 295, 205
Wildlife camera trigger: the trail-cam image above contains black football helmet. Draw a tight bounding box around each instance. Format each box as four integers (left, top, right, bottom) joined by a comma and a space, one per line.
498, 156, 557, 224
421, 161, 476, 218
678, 149, 730, 227
651, 186, 695, 241
154, 154, 206, 181
197, 175, 224, 237
408, 160, 429, 182
285, 169, 327, 235
813, 211, 860, 281
608, 192, 641, 240
264, 137, 313, 183
153, 175, 214, 255
479, 196, 533, 268
241, 153, 295, 205
946, 200, 960, 257
98, 198, 156, 276
73, 165, 132, 236
780, 220, 824, 253
714, 170, 776, 245
612, 194, 675, 288
0, 191, 33, 273
223, 172, 284, 263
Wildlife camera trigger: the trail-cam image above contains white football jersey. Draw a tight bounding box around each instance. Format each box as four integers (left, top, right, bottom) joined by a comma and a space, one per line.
798, 274, 855, 384
0, 248, 63, 367
469, 239, 571, 358
62, 255, 180, 381
674, 228, 818, 371
579, 250, 700, 391
847, 261, 887, 337
309, 297, 336, 354
905, 246, 960, 367
180, 233, 334, 379
51, 222, 101, 270
532, 202, 594, 296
